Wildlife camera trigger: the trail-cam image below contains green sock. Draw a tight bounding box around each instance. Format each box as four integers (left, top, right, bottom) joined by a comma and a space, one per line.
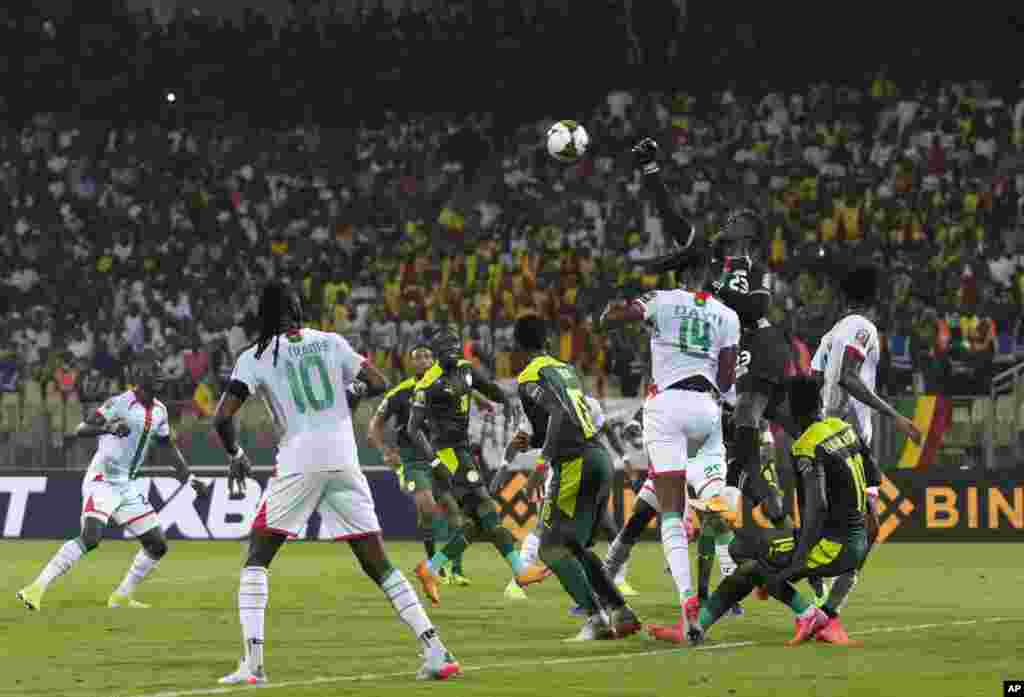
697, 527, 716, 601
549, 556, 597, 614
714, 530, 735, 547
433, 515, 450, 548
478, 510, 523, 573
767, 580, 811, 615
431, 528, 469, 572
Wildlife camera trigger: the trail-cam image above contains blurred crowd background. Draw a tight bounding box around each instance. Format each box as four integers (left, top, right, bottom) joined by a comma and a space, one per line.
1, 0, 1023, 466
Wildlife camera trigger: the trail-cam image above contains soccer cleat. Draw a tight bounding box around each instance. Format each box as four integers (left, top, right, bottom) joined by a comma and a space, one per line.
108, 592, 151, 609
646, 618, 684, 644
564, 614, 614, 642
787, 607, 828, 646
17, 582, 45, 611
727, 602, 745, 618
683, 595, 700, 626
504, 579, 527, 600
611, 606, 642, 639
616, 580, 639, 597
753, 585, 769, 600
414, 560, 441, 607
218, 659, 268, 686
515, 563, 552, 588
450, 573, 472, 587
417, 646, 462, 681
815, 616, 863, 646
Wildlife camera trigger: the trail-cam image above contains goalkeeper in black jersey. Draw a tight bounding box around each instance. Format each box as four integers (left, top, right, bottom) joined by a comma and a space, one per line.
632, 137, 795, 528
505, 316, 640, 641
689, 375, 877, 646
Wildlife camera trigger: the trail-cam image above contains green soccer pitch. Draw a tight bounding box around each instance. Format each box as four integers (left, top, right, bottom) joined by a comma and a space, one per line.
2, 539, 1019, 697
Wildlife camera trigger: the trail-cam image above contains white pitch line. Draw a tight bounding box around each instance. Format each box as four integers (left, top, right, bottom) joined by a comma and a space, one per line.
122, 616, 1016, 697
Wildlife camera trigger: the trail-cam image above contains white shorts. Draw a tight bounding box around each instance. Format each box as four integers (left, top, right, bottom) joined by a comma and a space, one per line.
81, 476, 160, 537
252, 470, 382, 540
643, 389, 725, 493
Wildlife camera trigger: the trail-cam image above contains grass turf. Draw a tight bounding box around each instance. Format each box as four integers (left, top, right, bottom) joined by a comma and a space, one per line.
1, 539, 1019, 697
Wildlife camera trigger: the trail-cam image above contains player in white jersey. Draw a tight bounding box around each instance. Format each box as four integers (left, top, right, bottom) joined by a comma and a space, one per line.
17, 358, 209, 611
212, 282, 459, 686
807, 265, 922, 621
602, 273, 740, 646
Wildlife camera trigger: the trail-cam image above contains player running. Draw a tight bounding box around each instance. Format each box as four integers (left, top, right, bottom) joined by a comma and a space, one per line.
411, 327, 542, 606
601, 262, 740, 646
17, 358, 209, 611
632, 137, 794, 526
213, 282, 460, 685
367, 343, 467, 586
689, 375, 881, 645
505, 316, 641, 640
806, 264, 923, 616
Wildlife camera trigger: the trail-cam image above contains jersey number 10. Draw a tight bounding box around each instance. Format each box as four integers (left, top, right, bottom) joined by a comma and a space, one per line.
284, 355, 336, 413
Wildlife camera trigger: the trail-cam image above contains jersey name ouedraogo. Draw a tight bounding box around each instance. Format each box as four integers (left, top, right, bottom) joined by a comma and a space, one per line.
634, 289, 741, 392
88, 391, 171, 482
230, 328, 366, 475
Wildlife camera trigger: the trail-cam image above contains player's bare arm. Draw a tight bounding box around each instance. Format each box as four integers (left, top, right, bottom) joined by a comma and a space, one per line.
76, 410, 129, 438
598, 298, 645, 328
367, 400, 400, 468
407, 394, 438, 465
356, 362, 391, 398
468, 367, 508, 407
717, 346, 738, 394
601, 421, 628, 459
213, 381, 253, 496
769, 456, 826, 585
839, 349, 922, 444
156, 431, 210, 498
521, 381, 566, 502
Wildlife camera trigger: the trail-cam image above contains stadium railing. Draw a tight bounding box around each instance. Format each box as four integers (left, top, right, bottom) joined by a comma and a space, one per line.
987, 362, 1024, 470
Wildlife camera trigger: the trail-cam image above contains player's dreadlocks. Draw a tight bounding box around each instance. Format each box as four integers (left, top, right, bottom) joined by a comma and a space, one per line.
254, 281, 302, 366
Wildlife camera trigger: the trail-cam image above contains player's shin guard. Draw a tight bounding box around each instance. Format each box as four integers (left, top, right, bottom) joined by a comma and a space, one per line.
823, 571, 858, 617
698, 566, 758, 631
716, 531, 737, 579
115, 549, 161, 597
380, 568, 441, 648
766, 578, 812, 616
35, 538, 86, 590
520, 531, 542, 568
239, 567, 268, 675
660, 513, 692, 603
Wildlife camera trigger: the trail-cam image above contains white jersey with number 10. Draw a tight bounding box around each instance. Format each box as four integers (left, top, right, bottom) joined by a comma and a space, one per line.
635, 289, 741, 392
230, 329, 366, 476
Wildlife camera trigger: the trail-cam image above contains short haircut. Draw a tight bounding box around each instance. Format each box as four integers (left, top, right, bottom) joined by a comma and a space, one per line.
514, 315, 547, 352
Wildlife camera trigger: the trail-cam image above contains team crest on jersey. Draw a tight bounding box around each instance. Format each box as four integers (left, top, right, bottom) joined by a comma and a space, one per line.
405, 480, 416, 493
467, 470, 480, 484
854, 329, 870, 348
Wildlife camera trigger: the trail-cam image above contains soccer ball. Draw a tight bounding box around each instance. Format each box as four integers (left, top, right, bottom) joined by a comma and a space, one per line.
546, 120, 589, 163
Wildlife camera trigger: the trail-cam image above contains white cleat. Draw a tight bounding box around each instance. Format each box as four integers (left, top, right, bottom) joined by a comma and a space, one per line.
416, 645, 461, 681
218, 658, 268, 686
564, 614, 614, 642
108, 592, 151, 609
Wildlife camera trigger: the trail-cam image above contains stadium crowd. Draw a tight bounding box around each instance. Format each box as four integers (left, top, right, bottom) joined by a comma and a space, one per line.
1, 1, 1024, 448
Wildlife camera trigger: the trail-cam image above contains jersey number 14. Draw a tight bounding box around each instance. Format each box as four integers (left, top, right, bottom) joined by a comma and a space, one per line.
284, 354, 336, 413
678, 316, 711, 355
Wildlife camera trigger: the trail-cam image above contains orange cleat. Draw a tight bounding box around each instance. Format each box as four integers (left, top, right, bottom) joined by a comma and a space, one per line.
684, 595, 700, 626
815, 616, 863, 646
515, 563, 552, 588
754, 585, 769, 600
414, 560, 441, 607
786, 607, 828, 646
646, 621, 684, 644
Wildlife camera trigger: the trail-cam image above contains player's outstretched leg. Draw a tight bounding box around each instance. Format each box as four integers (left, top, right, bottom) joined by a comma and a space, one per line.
18, 518, 104, 611
577, 546, 640, 638
539, 543, 612, 641
350, 534, 461, 680
505, 530, 542, 600
220, 531, 286, 686
109, 527, 167, 609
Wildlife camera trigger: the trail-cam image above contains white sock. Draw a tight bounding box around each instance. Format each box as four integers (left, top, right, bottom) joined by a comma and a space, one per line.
603, 534, 634, 582
661, 514, 692, 604
36, 539, 86, 589
115, 549, 161, 596
239, 567, 268, 675
716, 543, 737, 578
614, 560, 629, 586
381, 569, 442, 651
519, 531, 541, 567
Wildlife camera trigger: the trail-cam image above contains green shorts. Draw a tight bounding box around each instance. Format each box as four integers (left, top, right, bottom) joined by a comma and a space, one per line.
731, 525, 869, 580
399, 446, 436, 496
540, 445, 613, 550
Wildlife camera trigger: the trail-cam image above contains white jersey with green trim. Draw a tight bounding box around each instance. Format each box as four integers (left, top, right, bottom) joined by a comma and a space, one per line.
86, 390, 171, 483
230, 328, 366, 475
